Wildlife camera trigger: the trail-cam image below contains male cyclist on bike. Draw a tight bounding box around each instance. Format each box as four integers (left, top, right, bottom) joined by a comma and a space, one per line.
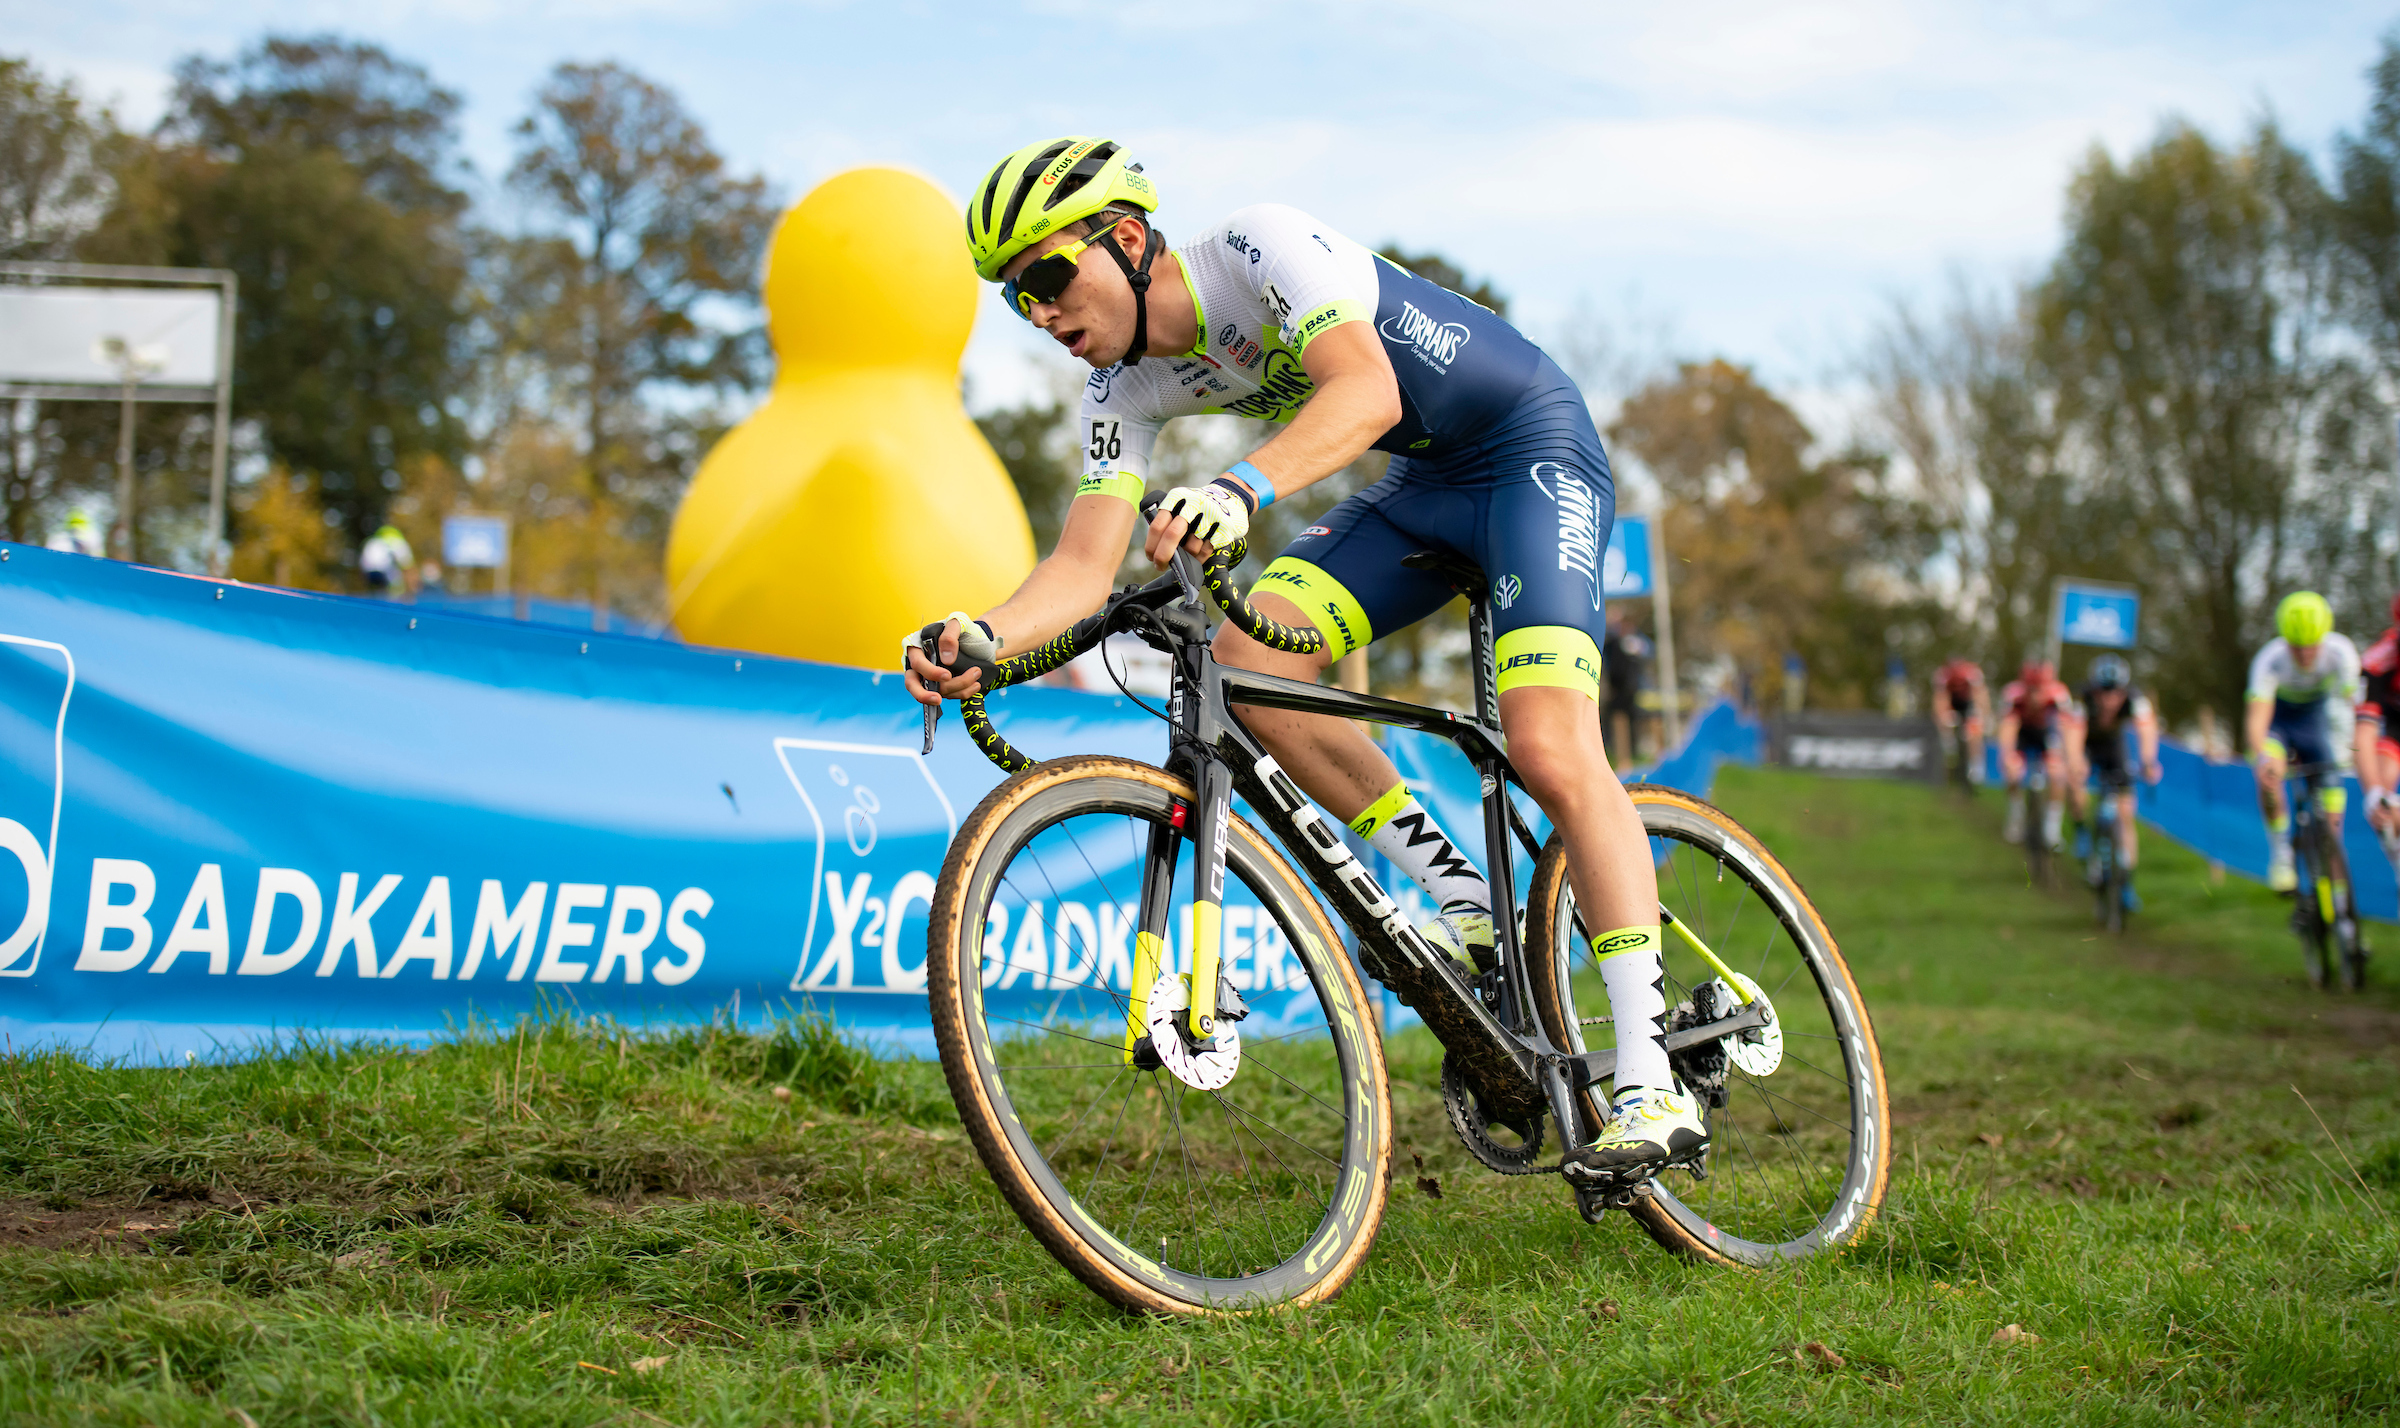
2063, 654, 2161, 906
1996, 659, 2071, 850
903, 138, 1701, 1183
1931, 656, 1989, 787
2352, 595, 2400, 867
2246, 591, 2363, 892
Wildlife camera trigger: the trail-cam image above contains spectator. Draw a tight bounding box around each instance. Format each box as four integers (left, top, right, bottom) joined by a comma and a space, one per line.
360, 525, 418, 598
45, 509, 102, 558
1603, 606, 1650, 763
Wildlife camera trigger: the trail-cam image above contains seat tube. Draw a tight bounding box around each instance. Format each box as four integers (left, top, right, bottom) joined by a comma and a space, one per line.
1184, 758, 1234, 1041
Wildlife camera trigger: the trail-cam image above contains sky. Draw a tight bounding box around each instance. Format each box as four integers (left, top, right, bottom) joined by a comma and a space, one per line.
13, 0, 2398, 424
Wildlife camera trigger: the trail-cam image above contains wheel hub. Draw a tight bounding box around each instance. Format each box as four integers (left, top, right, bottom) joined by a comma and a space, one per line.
1144, 972, 1241, 1091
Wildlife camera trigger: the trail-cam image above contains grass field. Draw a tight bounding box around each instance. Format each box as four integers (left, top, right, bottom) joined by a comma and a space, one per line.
4, 767, 2399, 1425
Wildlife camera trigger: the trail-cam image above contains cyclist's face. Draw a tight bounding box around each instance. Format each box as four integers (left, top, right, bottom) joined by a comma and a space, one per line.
2294, 641, 2322, 668
1000, 218, 1144, 368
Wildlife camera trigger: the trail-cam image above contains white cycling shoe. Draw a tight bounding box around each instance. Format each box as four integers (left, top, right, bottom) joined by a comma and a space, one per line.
1420, 904, 1495, 975
1561, 1085, 1709, 1185
2268, 842, 2298, 893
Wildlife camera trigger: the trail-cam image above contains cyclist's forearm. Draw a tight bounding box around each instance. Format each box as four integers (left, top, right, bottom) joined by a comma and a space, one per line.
1236, 368, 1400, 504
975, 500, 1132, 655
2243, 698, 2273, 755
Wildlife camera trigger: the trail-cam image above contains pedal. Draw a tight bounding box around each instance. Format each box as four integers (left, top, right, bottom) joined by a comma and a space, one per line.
1573, 1184, 1612, 1224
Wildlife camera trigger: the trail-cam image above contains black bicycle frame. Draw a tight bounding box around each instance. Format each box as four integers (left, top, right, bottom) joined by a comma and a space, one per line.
1131, 550, 1764, 1148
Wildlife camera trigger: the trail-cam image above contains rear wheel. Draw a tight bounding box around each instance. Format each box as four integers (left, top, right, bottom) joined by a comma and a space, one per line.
926, 755, 1391, 1316
1525, 783, 1890, 1267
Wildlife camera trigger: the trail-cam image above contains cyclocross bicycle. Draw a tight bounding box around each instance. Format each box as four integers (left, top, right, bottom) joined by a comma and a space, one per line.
2085, 780, 2130, 935
2284, 762, 2368, 992
912, 504, 1889, 1315
2019, 766, 2053, 890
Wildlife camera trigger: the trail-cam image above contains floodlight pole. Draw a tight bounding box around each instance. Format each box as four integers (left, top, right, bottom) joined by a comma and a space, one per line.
206, 273, 236, 575
112, 373, 138, 560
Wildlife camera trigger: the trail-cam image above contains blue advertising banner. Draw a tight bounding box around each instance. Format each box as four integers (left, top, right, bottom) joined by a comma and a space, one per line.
1604, 516, 1652, 599
2058, 581, 2140, 650
0, 545, 1344, 1064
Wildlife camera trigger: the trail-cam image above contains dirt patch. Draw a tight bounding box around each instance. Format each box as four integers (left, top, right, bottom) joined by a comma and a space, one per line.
0, 1195, 219, 1252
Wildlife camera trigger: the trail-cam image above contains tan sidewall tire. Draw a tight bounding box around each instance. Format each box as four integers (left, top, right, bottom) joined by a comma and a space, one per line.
1525, 782, 1891, 1268
925, 754, 1392, 1315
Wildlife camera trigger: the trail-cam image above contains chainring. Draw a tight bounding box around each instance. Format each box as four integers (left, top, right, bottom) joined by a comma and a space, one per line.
1441, 1056, 1549, 1175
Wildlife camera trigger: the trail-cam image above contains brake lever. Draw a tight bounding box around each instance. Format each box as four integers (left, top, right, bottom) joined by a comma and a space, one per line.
900, 631, 940, 755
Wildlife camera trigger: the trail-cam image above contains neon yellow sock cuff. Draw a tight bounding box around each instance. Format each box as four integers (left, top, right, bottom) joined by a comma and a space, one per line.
1348, 781, 1413, 838
1589, 925, 1662, 962
2269, 815, 2290, 834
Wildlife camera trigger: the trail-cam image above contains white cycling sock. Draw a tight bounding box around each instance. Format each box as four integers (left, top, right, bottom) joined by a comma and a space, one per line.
1350, 782, 1490, 912
1593, 926, 1672, 1097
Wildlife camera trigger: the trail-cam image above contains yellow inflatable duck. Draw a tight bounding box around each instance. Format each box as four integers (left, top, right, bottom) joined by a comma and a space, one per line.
667, 168, 1035, 666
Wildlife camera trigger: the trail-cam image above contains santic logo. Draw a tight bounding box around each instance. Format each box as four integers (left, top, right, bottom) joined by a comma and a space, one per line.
1378, 301, 1470, 373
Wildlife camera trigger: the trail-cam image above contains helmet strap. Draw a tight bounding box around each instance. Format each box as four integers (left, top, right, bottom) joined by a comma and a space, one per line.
1094, 214, 1159, 369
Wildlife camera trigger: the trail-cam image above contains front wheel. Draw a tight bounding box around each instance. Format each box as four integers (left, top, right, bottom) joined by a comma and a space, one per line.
925, 755, 1392, 1315
1525, 784, 1890, 1267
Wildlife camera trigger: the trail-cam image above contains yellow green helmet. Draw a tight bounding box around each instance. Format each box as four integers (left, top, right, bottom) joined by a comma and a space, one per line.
2276, 590, 2334, 646
965, 137, 1157, 281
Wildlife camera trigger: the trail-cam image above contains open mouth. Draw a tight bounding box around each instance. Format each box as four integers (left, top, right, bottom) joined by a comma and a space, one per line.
1057, 327, 1089, 359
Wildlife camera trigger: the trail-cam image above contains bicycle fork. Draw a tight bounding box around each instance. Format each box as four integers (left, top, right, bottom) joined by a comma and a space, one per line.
1119, 758, 1238, 1059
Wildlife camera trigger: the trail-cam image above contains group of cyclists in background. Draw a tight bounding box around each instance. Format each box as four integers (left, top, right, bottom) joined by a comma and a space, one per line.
1931, 591, 2400, 959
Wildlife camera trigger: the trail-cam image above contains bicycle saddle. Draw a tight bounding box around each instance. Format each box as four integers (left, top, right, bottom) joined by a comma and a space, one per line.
1400, 550, 1488, 605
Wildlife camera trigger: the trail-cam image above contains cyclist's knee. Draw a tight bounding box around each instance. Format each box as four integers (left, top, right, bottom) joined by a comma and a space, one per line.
1213, 594, 1334, 675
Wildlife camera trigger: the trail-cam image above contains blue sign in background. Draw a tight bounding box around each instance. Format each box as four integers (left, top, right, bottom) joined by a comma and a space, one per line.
2058, 582, 2140, 649
1604, 516, 1652, 599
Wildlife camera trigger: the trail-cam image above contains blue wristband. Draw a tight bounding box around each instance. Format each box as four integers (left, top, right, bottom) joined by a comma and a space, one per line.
1227, 460, 1273, 508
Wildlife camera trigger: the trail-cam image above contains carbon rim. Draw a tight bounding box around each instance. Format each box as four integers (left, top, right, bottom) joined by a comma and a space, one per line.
946, 772, 1385, 1310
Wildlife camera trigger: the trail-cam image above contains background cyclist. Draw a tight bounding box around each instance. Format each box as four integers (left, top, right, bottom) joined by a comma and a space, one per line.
1997, 658, 2072, 850
1932, 655, 1990, 786
2246, 591, 2363, 892
904, 137, 1703, 1184
2063, 653, 2161, 907
2353, 594, 2400, 868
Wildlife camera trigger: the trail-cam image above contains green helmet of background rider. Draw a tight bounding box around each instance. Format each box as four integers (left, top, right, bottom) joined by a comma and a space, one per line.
964, 137, 1157, 282
2276, 590, 2334, 647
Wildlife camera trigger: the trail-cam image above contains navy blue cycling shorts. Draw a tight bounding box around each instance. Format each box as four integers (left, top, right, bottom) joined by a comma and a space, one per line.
1255, 354, 1616, 698
2267, 699, 2334, 767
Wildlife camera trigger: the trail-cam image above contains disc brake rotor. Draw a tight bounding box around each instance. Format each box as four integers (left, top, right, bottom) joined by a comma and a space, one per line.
1440, 1057, 1548, 1174
1144, 972, 1241, 1091
1721, 972, 1783, 1076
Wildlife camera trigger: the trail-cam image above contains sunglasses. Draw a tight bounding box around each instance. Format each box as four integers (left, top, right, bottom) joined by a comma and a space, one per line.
1002, 232, 1108, 320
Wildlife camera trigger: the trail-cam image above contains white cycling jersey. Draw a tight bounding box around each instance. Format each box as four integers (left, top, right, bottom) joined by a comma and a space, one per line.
2247, 633, 2363, 705
1073, 202, 1540, 506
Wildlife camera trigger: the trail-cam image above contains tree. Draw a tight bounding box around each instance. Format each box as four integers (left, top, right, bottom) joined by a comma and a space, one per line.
81, 36, 471, 556
0, 57, 119, 261
1611, 360, 1939, 710
2335, 31, 2400, 376
494, 61, 777, 613
2036, 119, 2376, 724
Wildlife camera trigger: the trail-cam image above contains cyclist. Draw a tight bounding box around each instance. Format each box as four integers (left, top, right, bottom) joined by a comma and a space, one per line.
905, 137, 1701, 1183
1996, 658, 2071, 850
1931, 656, 1989, 786
2352, 594, 2400, 866
2246, 591, 2363, 892
2063, 654, 2161, 906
